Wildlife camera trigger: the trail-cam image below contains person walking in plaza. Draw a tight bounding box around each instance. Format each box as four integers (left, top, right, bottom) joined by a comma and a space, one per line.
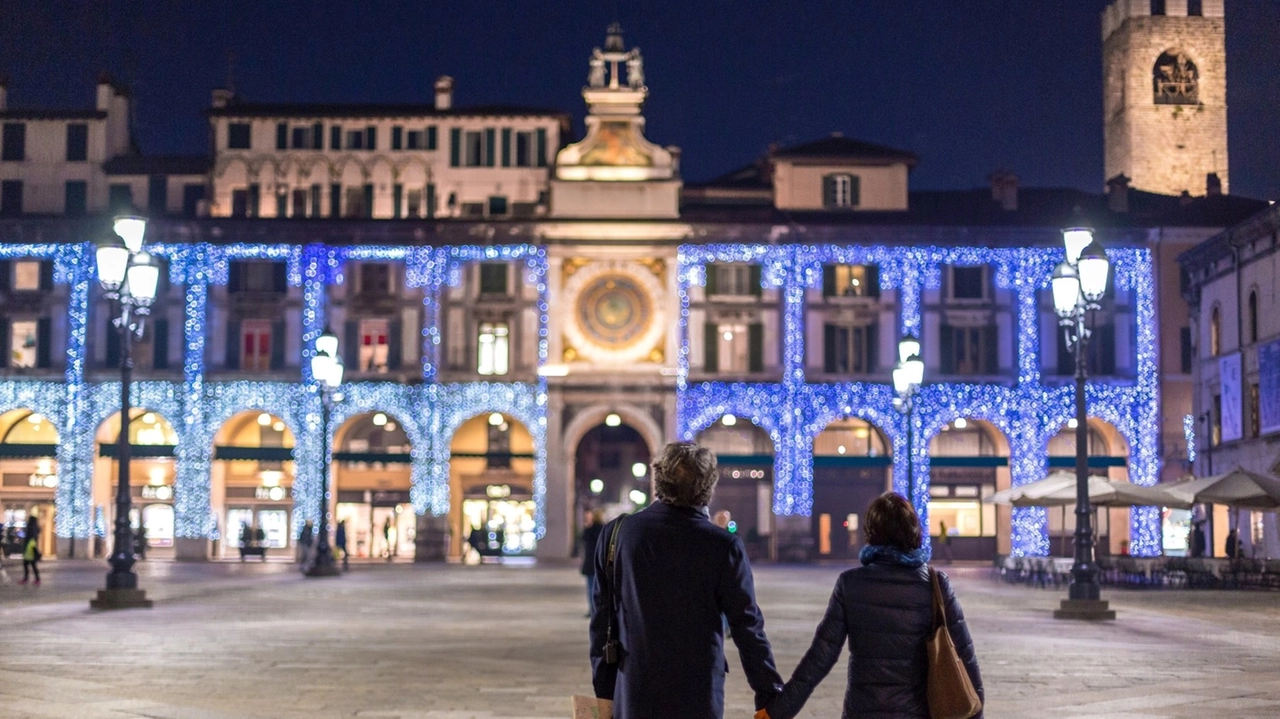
580, 509, 604, 618
589, 441, 783, 719
938, 519, 954, 564
20, 531, 40, 585
335, 519, 349, 570
298, 520, 315, 565
763, 492, 983, 719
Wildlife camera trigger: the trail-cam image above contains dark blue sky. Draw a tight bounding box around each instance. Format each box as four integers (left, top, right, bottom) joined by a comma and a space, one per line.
3, 1, 1278, 197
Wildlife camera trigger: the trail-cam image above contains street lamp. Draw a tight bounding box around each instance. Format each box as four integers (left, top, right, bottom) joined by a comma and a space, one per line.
90, 215, 158, 610
1051, 228, 1116, 621
892, 335, 924, 511
305, 327, 343, 577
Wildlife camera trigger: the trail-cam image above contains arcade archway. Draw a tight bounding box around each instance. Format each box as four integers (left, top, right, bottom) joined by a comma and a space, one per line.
811, 417, 892, 559
696, 415, 774, 559
927, 418, 1008, 560
574, 417, 652, 539
92, 410, 179, 559
449, 413, 536, 559
212, 411, 296, 559
333, 411, 414, 560
0, 410, 59, 559
1046, 418, 1131, 556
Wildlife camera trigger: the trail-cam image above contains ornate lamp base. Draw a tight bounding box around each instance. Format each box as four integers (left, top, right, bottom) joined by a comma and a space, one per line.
90, 588, 153, 610
1053, 598, 1115, 621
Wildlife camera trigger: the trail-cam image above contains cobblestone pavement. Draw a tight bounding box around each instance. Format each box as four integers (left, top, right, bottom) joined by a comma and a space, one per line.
2, 559, 1279, 718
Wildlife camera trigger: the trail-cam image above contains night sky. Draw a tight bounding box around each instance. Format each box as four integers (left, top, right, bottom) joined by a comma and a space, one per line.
3, 1, 1278, 198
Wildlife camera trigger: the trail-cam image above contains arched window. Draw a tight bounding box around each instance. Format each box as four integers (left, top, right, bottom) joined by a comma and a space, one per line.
1154, 51, 1198, 105
1248, 290, 1258, 344
1209, 305, 1221, 357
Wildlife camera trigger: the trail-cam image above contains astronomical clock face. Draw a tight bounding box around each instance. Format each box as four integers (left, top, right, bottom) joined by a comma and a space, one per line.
562, 260, 666, 365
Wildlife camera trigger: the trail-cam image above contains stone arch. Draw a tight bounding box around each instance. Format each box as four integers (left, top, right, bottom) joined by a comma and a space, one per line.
563, 404, 663, 461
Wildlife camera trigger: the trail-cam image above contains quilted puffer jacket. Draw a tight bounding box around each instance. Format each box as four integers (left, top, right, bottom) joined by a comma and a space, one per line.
767, 562, 983, 719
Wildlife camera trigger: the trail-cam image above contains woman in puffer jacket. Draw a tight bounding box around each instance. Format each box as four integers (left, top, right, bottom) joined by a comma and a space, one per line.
765, 492, 983, 719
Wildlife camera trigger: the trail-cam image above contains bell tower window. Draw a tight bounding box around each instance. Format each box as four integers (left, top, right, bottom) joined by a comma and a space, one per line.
1154, 51, 1198, 105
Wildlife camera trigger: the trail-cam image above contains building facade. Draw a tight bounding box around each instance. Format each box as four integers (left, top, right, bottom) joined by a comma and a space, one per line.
0, 14, 1263, 563
1179, 205, 1280, 558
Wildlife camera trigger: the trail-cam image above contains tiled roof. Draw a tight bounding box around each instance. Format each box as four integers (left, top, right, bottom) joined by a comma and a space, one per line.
771, 135, 918, 163
0, 109, 107, 120
206, 101, 568, 119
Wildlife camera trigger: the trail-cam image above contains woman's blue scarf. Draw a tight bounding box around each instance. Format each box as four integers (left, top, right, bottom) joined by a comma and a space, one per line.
859, 544, 929, 568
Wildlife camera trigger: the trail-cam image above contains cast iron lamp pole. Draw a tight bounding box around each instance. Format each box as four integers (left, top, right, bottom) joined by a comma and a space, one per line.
91, 216, 159, 610
892, 336, 924, 511
1051, 228, 1115, 620
304, 328, 343, 577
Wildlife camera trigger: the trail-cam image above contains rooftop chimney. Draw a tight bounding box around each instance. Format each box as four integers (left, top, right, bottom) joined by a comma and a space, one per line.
989, 170, 1019, 211
1179, 190, 1194, 206
434, 75, 454, 111
1206, 173, 1223, 196
211, 88, 234, 109
1106, 174, 1130, 213
96, 71, 115, 111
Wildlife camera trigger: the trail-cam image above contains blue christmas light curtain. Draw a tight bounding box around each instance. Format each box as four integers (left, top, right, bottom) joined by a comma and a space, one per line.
676, 242, 1161, 557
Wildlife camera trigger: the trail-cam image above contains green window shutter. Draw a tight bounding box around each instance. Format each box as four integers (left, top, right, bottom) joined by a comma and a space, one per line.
748, 323, 764, 373
748, 264, 762, 297
940, 324, 955, 375
866, 322, 879, 373
484, 128, 496, 166
535, 128, 547, 167
703, 322, 719, 373
269, 320, 286, 370
38, 260, 54, 291
983, 325, 998, 375
276, 123, 287, 150
392, 184, 403, 218
344, 321, 359, 369
450, 128, 462, 167
426, 184, 437, 218
823, 324, 837, 373
363, 184, 374, 218
365, 126, 377, 150
427, 126, 438, 150
152, 318, 169, 369
866, 264, 880, 298
272, 262, 288, 293
35, 317, 51, 369
704, 264, 718, 296
330, 126, 341, 150
312, 123, 324, 149
822, 175, 837, 208
849, 175, 861, 207
387, 320, 402, 369
391, 127, 403, 151
329, 184, 341, 218
822, 265, 836, 298
501, 128, 512, 167
225, 320, 241, 370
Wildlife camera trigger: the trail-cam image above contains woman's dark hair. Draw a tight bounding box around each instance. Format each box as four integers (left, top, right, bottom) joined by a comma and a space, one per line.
864, 491, 923, 551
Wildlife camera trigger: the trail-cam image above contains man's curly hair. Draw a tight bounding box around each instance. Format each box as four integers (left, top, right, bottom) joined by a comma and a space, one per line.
652, 442, 718, 508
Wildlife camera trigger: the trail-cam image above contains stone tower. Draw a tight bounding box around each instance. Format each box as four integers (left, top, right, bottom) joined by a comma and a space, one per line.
1103, 0, 1228, 195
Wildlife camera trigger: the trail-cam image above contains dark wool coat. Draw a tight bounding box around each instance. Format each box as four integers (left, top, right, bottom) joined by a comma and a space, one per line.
589, 502, 784, 719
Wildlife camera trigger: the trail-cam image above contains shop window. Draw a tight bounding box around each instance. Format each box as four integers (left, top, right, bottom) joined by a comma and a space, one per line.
477, 322, 510, 376
823, 323, 877, 374
2, 122, 26, 161
706, 263, 761, 297
948, 265, 989, 301
66, 123, 88, 162
141, 504, 175, 548
942, 324, 997, 376
358, 319, 390, 372
241, 320, 272, 371
705, 322, 763, 374
227, 123, 251, 150
479, 263, 509, 296
927, 485, 996, 538
823, 264, 879, 298
822, 174, 859, 209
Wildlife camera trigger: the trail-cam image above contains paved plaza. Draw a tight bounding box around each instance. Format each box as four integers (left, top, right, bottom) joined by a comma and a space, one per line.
2, 559, 1279, 719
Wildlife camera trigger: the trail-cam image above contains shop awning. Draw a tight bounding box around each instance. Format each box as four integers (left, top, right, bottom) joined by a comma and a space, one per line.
1047, 455, 1128, 468
813, 456, 893, 468
213, 446, 294, 461
334, 451, 411, 464
99, 444, 177, 459
0, 443, 58, 458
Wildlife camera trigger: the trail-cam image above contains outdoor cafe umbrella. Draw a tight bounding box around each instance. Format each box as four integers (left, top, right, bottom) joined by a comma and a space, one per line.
1159, 467, 1280, 510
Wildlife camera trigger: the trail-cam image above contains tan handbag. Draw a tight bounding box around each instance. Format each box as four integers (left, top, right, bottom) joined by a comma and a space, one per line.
926, 568, 982, 719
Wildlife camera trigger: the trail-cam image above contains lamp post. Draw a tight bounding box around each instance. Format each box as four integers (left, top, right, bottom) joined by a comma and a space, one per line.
90, 215, 158, 610
1051, 228, 1116, 621
304, 328, 343, 577
892, 335, 924, 511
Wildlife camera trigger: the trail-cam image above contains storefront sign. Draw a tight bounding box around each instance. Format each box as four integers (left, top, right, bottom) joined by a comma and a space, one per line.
1259, 339, 1280, 436
27, 473, 57, 488
255, 486, 288, 502
486, 484, 512, 499
141, 485, 173, 501
1220, 352, 1243, 442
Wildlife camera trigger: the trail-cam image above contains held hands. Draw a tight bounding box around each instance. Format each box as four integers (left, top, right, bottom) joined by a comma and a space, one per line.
754, 710, 771, 719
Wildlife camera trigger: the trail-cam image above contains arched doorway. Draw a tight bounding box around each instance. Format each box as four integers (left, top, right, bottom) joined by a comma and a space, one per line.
696, 415, 774, 559
1046, 419, 1131, 557
811, 417, 892, 559
927, 418, 1007, 560
574, 416, 652, 526
333, 411, 414, 560
449, 413, 537, 559
212, 411, 296, 560
93, 410, 179, 559
0, 410, 59, 560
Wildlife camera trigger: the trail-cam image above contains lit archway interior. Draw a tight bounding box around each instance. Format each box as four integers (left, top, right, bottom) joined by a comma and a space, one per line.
927, 418, 1009, 560
696, 415, 774, 558
92, 410, 179, 556
574, 419, 651, 538
449, 413, 536, 559
333, 411, 414, 560
0, 410, 60, 559
811, 417, 892, 559
1046, 418, 1132, 556
212, 411, 295, 558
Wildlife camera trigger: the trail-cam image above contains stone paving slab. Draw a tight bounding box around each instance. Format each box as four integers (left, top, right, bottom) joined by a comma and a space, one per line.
2, 561, 1279, 718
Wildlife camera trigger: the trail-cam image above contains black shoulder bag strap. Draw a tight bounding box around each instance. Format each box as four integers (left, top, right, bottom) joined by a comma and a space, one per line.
603, 514, 627, 665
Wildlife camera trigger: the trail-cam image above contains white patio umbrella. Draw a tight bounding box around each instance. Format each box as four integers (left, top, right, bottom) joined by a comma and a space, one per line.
987, 470, 1113, 507
1159, 467, 1280, 510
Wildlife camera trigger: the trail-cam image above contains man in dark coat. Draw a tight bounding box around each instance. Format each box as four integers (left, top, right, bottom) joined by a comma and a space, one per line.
589, 442, 783, 719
